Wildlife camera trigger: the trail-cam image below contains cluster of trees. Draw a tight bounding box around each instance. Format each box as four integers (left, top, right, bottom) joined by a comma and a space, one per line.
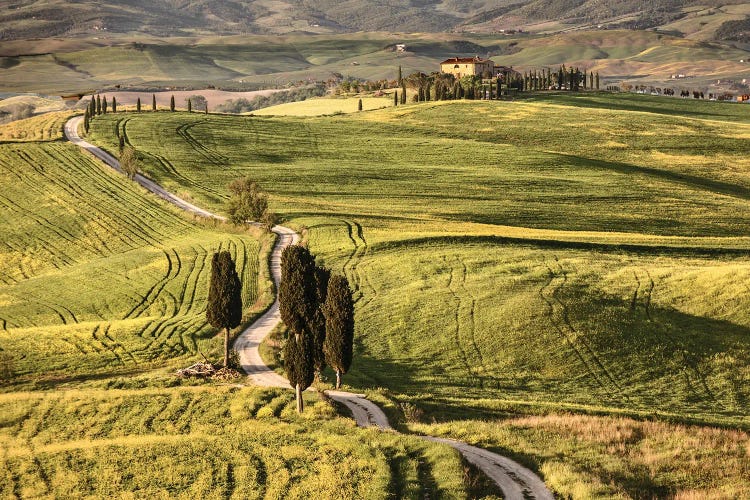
520, 66, 599, 91
389, 65, 602, 106
83, 94, 111, 133
280, 245, 354, 412
215, 84, 327, 114
226, 177, 276, 231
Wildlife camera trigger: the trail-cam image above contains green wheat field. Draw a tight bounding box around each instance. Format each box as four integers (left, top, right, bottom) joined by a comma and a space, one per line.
1, 92, 749, 498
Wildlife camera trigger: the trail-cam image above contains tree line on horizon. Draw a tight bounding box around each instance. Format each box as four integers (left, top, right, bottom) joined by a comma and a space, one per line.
389, 64, 601, 105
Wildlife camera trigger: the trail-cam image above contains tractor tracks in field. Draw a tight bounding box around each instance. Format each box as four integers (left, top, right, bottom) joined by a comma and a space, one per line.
175, 121, 228, 166
444, 255, 499, 388
65, 116, 555, 500
540, 257, 626, 400
341, 220, 369, 305
631, 268, 715, 402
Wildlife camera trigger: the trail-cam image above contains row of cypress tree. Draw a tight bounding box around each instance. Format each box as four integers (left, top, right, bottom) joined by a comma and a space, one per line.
86, 93, 207, 117
280, 245, 354, 413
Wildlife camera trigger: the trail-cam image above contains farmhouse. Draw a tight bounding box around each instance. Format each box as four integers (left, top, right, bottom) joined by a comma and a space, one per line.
440, 56, 496, 79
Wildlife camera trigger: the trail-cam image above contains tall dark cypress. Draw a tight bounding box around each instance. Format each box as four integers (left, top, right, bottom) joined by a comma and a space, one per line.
206, 251, 243, 368
188, 98, 192, 112
112, 96, 117, 113
310, 265, 330, 375
102, 96, 108, 114
279, 245, 317, 412
170, 95, 175, 112
323, 275, 354, 389
394, 90, 398, 106
96, 95, 101, 115
401, 80, 406, 104
357, 98, 362, 111
152, 94, 156, 111
137, 97, 141, 112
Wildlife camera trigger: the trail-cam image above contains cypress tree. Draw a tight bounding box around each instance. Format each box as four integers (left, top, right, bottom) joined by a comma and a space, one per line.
394, 90, 398, 107
137, 97, 141, 112
358, 98, 362, 111
152, 94, 156, 111
418, 87, 424, 102
188, 98, 192, 112
425, 82, 431, 101
398, 65, 402, 84
96, 95, 101, 115
323, 274, 354, 389
595, 72, 600, 90
205, 101, 208, 114
279, 245, 318, 412
102, 96, 107, 114
206, 251, 243, 368
89, 96, 95, 117
170, 95, 175, 112
311, 265, 330, 375
401, 80, 406, 104
83, 109, 90, 134
112, 96, 117, 113
283, 333, 314, 413
590, 71, 594, 89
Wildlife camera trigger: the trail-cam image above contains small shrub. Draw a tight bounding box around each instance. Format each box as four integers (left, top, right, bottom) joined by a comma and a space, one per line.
399, 401, 424, 423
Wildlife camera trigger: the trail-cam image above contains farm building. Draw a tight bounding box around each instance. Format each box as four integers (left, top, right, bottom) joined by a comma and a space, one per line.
440, 56, 496, 79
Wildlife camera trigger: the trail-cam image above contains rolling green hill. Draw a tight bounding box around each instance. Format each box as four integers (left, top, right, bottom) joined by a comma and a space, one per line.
86, 95, 750, 425
0, 108, 485, 499
0, 125, 274, 389
83, 94, 750, 497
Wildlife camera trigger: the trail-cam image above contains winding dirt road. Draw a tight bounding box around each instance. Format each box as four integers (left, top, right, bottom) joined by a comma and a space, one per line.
65, 115, 554, 500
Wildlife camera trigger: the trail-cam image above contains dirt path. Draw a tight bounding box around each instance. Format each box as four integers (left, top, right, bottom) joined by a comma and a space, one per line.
65, 115, 555, 500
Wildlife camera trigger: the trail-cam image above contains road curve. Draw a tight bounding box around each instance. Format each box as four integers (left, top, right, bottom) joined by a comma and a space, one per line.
65, 115, 554, 499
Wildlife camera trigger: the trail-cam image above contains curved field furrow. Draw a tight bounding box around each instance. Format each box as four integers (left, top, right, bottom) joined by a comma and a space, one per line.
540, 260, 608, 391
102, 323, 138, 365
454, 257, 504, 389
175, 121, 227, 166
123, 249, 175, 320
91, 323, 124, 366
445, 256, 479, 385
551, 258, 625, 398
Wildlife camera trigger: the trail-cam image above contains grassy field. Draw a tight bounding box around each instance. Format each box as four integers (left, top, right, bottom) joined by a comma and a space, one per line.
0, 111, 75, 141
0, 102, 501, 498
0, 386, 472, 499
0, 134, 274, 389
84, 94, 750, 495
253, 95, 393, 116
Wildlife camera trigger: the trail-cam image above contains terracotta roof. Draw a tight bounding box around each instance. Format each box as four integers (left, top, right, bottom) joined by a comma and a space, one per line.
440, 57, 493, 65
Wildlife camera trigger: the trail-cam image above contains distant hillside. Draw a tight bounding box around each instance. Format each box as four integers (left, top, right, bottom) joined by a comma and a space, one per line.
2, 0, 749, 40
